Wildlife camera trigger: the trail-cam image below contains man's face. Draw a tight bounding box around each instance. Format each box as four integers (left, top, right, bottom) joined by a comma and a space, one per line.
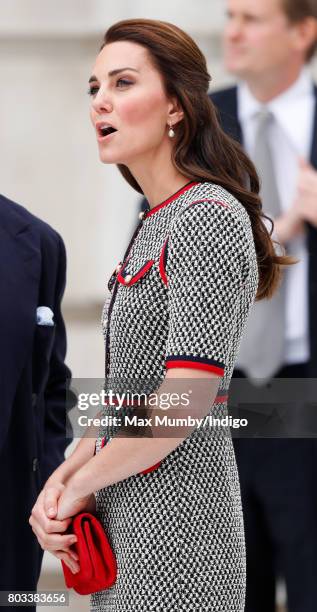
224, 0, 298, 79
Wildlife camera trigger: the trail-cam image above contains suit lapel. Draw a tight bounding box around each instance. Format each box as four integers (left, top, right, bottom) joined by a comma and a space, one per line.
212, 86, 243, 144
0, 216, 41, 447
223, 88, 242, 143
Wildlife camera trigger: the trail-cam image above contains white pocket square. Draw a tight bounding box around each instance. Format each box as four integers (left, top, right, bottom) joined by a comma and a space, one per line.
36, 306, 55, 326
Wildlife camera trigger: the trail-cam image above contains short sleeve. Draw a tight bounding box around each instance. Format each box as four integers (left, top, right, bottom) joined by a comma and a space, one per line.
164, 200, 247, 376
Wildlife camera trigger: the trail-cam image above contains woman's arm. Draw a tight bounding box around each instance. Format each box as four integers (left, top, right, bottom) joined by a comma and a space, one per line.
30, 369, 219, 570
44, 405, 105, 490
45, 434, 97, 489
56, 368, 220, 520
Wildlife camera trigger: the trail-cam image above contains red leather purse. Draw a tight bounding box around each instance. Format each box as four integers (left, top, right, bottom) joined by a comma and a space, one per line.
61, 512, 117, 595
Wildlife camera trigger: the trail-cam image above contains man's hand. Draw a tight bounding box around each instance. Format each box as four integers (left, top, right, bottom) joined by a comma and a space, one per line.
29, 485, 80, 574
293, 158, 317, 227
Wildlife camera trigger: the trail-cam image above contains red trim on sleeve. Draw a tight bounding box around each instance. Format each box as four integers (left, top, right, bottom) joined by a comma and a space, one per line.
165, 360, 224, 376
214, 394, 229, 404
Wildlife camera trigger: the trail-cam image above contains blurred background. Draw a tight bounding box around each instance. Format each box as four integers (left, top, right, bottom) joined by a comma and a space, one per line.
1, 1, 316, 610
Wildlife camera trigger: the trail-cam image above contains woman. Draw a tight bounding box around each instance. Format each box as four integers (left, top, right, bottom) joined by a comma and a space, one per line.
29, 19, 293, 612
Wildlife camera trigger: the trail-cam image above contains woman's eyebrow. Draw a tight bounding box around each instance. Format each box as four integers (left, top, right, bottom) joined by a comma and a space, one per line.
88, 67, 139, 83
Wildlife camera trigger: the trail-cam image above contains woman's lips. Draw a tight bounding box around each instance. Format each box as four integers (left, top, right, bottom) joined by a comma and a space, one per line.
97, 130, 118, 143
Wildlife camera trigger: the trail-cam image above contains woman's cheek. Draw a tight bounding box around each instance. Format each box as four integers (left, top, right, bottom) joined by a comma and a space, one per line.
119, 90, 166, 125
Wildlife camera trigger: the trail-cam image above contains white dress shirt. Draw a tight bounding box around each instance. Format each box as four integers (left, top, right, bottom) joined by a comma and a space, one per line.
237, 68, 315, 365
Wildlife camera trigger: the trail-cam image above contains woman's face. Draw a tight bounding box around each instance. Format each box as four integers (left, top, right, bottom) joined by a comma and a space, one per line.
89, 41, 176, 165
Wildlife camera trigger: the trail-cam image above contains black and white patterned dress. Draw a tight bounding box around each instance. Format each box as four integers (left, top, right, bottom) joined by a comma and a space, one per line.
91, 181, 259, 612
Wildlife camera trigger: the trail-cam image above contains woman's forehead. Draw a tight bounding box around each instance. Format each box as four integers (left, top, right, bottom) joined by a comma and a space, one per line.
93, 41, 151, 76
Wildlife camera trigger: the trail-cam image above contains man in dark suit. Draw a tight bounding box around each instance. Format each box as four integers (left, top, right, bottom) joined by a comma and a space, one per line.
0, 193, 72, 608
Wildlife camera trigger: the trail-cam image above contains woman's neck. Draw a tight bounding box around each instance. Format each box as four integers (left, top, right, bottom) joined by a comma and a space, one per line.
127, 146, 192, 209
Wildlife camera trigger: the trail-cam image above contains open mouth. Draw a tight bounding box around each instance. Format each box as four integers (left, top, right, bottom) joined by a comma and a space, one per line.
97, 126, 118, 138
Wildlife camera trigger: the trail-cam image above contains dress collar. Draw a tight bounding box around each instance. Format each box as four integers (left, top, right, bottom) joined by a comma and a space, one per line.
144, 181, 199, 218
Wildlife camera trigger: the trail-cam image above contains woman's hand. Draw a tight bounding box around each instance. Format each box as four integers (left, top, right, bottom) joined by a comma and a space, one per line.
55, 482, 96, 521
29, 486, 80, 574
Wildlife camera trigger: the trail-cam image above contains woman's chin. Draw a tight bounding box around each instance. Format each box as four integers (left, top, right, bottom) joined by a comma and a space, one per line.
97, 146, 128, 165
99, 151, 121, 165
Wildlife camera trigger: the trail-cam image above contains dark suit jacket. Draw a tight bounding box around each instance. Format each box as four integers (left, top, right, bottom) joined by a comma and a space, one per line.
0, 193, 72, 593
140, 85, 317, 376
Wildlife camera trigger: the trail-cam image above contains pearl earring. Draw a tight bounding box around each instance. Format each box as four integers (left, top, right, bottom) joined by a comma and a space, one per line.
168, 122, 175, 138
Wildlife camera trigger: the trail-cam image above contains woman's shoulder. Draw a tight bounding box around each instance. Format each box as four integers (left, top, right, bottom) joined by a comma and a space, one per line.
168, 181, 257, 276
176, 181, 252, 231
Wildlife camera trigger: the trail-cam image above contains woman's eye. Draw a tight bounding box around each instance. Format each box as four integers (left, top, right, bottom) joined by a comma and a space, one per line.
116, 78, 133, 88
87, 85, 99, 96
87, 78, 132, 96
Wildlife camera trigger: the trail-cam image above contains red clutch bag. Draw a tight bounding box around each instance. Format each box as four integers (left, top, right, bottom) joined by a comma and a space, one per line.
61, 512, 117, 595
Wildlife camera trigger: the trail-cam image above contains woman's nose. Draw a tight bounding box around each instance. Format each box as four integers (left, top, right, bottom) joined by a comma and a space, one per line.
92, 88, 113, 114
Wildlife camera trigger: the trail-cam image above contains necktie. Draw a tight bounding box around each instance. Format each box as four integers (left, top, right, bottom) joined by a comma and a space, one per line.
236, 108, 286, 385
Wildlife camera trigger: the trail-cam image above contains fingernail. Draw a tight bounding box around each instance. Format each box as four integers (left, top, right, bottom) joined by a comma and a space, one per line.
48, 507, 55, 517
70, 537, 77, 543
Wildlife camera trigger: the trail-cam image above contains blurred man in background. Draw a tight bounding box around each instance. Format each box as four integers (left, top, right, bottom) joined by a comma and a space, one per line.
214, 1, 317, 611
0, 193, 72, 610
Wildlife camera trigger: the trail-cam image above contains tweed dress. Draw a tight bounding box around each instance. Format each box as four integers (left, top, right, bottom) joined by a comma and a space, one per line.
91, 181, 259, 612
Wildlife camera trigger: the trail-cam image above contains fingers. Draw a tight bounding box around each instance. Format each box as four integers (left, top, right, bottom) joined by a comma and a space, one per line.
29, 515, 77, 552
29, 487, 81, 574
31, 499, 72, 534
44, 485, 65, 519
53, 550, 80, 574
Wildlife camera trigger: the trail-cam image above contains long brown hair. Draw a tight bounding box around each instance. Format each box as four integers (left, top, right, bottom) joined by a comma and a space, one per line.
100, 18, 296, 301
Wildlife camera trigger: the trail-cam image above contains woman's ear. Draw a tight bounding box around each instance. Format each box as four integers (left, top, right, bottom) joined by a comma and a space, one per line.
167, 98, 184, 125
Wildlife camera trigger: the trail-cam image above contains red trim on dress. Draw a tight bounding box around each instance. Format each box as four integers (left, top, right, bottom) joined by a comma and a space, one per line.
139, 461, 162, 475
117, 259, 154, 286
145, 182, 198, 217
128, 260, 154, 285
157, 197, 230, 287
159, 239, 169, 286
214, 394, 229, 404
187, 198, 230, 210
166, 359, 224, 376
